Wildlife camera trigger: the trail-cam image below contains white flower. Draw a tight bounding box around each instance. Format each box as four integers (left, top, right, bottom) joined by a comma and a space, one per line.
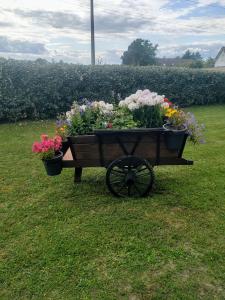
66, 111, 73, 121
161, 102, 170, 108
80, 105, 87, 112
119, 100, 126, 107
91, 100, 114, 115
119, 89, 165, 110
128, 102, 139, 111
105, 103, 113, 111
71, 108, 76, 114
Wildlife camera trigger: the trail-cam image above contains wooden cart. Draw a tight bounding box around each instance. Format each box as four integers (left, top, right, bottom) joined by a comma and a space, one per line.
62, 129, 193, 197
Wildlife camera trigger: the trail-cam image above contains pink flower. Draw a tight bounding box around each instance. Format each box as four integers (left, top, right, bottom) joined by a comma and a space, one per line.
54, 135, 62, 151
32, 134, 62, 158
32, 142, 42, 153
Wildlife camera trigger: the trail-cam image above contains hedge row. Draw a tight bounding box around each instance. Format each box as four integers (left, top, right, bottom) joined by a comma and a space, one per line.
0, 58, 225, 121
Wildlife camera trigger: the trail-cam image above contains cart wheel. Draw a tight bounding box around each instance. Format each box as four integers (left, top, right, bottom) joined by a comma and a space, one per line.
106, 156, 154, 197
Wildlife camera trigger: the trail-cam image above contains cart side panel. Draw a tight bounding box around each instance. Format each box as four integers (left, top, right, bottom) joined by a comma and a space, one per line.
65, 133, 181, 168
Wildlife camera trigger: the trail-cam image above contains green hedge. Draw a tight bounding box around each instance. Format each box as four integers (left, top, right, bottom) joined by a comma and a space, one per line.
0, 58, 225, 121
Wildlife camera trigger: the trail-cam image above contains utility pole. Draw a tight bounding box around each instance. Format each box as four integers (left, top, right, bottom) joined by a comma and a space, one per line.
90, 0, 95, 65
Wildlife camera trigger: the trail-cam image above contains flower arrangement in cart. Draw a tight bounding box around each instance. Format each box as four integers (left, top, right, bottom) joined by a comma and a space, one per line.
56, 89, 205, 143
33, 89, 205, 176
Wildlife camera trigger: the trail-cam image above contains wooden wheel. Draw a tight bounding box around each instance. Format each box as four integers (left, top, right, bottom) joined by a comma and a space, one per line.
106, 156, 154, 197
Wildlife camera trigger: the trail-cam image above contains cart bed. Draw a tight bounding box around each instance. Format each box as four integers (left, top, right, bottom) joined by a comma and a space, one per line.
62, 129, 193, 168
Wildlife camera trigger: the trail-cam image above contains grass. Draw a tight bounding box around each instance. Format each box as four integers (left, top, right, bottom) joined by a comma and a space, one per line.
1, 105, 225, 299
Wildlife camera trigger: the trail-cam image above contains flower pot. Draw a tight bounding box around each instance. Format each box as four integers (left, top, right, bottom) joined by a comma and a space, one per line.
163, 124, 187, 151
61, 140, 69, 155
42, 151, 63, 176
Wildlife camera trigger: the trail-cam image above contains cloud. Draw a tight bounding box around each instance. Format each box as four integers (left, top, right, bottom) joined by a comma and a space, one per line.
0, 36, 47, 54
158, 41, 224, 58
10, 8, 150, 35
0, 21, 12, 27
12, 9, 85, 30
0, 0, 225, 64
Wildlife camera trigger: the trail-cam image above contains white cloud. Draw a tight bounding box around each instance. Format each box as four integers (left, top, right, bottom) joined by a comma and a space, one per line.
0, 0, 224, 63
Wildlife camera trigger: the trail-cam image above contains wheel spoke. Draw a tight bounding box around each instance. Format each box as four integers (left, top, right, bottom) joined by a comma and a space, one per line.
137, 173, 150, 179
136, 166, 148, 174
135, 180, 148, 185
111, 169, 125, 175
128, 184, 131, 196
110, 175, 124, 180
117, 183, 127, 195
110, 180, 125, 185
133, 184, 142, 196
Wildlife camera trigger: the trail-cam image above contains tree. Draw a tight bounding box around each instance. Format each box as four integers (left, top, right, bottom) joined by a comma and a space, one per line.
189, 60, 203, 68
182, 50, 192, 59
204, 57, 215, 68
182, 50, 202, 61
194, 51, 202, 61
121, 39, 158, 66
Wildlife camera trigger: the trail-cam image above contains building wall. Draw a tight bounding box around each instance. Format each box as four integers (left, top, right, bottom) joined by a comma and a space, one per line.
215, 51, 225, 67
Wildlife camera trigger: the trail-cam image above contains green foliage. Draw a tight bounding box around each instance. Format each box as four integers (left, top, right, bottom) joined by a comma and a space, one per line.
133, 105, 163, 128
67, 105, 98, 136
189, 60, 204, 69
204, 57, 215, 68
111, 108, 138, 129
1, 57, 225, 122
121, 39, 158, 66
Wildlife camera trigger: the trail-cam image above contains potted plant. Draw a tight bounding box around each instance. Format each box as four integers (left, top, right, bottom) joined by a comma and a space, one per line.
32, 135, 63, 176
162, 99, 205, 150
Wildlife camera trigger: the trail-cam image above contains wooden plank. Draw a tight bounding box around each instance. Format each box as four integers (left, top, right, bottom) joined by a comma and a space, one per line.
94, 128, 165, 134
64, 142, 177, 163
159, 158, 194, 165
62, 154, 193, 168
68, 135, 98, 144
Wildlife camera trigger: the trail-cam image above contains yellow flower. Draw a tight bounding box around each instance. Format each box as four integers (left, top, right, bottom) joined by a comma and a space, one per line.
165, 108, 178, 117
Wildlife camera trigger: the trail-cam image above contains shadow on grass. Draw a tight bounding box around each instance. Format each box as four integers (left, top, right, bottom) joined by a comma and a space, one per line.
56, 166, 191, 208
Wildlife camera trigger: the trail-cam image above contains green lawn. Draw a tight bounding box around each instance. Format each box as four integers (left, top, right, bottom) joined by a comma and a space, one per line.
1, 105, 225, 299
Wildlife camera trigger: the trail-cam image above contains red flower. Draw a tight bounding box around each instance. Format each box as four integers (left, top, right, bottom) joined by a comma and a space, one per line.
107, 122, 113, 129
32, 135, 62, 154
32, 142, 42, 153
164, 98, 172, 106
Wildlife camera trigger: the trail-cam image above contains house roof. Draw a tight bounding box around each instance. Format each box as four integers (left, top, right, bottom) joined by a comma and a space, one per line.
215, 47, 225, 61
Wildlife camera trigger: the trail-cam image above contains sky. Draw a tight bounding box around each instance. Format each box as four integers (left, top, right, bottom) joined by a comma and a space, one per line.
0, 0, 225, 64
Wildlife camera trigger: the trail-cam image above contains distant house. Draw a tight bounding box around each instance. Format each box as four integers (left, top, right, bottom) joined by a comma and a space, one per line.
215, 47, 225, 67
156, 58, 195, 67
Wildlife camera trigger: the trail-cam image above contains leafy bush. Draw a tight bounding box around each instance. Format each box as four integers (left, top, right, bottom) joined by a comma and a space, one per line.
1, 57, 225, 121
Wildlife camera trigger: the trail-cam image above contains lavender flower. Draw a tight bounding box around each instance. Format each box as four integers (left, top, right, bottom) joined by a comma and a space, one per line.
185, 112, 205, 144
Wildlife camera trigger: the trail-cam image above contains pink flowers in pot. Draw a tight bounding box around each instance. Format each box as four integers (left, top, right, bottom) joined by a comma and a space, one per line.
32, 134, 62, 160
